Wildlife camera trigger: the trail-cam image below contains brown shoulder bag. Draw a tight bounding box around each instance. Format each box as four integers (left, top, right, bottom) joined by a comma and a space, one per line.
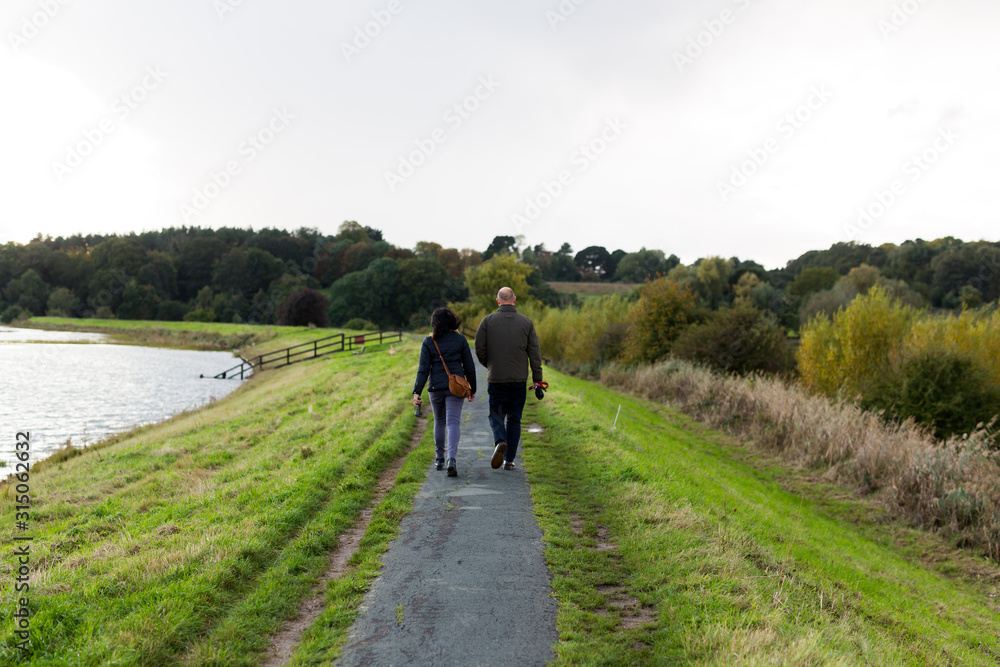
431, 337, 472, 399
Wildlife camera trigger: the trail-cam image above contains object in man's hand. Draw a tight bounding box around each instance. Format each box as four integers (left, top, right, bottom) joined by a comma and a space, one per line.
414, 404, 422, 417
533, 381, 549, 400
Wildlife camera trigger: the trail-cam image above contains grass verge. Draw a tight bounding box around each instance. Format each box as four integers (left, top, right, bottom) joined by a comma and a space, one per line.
0, 331, 423, 666
282, 422, 433, 666
601, 359, 1000, 563
522, 368, 1000, 664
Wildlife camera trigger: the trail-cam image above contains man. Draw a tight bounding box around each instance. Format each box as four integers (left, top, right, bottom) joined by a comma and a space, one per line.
475, 286, 544, 470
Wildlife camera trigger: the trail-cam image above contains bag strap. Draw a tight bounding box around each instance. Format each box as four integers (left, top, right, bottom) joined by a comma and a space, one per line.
430, 337, 453, 376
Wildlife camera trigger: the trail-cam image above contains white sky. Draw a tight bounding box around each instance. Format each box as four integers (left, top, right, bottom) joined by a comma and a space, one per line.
1, 0, 998, 269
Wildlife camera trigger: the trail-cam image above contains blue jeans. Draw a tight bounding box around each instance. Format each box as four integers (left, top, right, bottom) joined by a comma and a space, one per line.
487, 382, 526, 463
429, 390, 464, 460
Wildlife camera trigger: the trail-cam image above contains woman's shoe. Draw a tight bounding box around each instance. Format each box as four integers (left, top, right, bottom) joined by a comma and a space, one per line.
446, 458, 457, 477
435, 458, 445, 471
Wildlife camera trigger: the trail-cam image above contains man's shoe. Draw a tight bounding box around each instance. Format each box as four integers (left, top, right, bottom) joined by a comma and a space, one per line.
446, 458, 457, 477
503, 461, 515, 470
435, 458, 445, 471
491, 442, 507, 469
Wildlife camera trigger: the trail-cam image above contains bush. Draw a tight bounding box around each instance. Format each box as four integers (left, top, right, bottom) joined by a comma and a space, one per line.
620, 278, 697, 365
344, 318, 377, 331
276, 288, 330, 327
0, 305, 26, 324
671, 306, 795, 375
799, 286, 915, 398
864, 350, 1000, 439
183, 309, 216, 322
800, 288, 1000, 439
533, 295, 632, 370
156, 299, 189, 321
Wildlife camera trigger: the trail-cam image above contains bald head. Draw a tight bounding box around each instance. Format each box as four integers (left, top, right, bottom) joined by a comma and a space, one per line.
496, 287, 515, 304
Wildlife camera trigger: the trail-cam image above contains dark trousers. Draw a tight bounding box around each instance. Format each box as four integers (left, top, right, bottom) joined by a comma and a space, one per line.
487, 382, 527, 463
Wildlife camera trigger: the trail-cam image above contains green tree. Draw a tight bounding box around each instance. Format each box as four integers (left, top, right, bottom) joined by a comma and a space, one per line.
695, 256, 735, 308
621, 278, 697, 364
930, 241, 1000, 307
90, 238, 147, 276
414, 241, 443, 258
336, 220, 369, 243
788, 266, 840, 298
136, 251, 178, 300
212, 247, 285, 301
276, 288, 330, 327
672, 306, 794, 375
5, 269, 50, 315
394, 258, 452, 324
482, 236, 517, 260
177, 236, 228, 300
327, 258, 399, 328
613, 249, 668, 283
574, 246, 613, 279
464, 254, 533, 313
46, 287, 79, 317
117, 281, 160, 320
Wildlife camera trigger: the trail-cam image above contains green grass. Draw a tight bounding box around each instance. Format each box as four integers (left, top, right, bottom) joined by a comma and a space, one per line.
0, 330, 424, 666
521, 368, 1000, 665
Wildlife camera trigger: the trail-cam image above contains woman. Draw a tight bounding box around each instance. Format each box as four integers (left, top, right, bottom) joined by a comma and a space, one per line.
412, 307, 477, 477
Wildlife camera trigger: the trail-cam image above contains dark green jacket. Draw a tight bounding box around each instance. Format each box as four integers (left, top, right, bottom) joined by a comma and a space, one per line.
474, 305, 543, 384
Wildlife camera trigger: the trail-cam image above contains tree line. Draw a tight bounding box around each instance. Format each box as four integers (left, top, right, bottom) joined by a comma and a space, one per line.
1, 224, 997, 333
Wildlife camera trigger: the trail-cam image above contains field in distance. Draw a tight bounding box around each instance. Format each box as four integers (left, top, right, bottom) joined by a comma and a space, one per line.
547, 282, 641, 295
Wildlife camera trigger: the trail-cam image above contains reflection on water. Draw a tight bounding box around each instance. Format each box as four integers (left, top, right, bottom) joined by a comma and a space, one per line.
0, 327, 245, 469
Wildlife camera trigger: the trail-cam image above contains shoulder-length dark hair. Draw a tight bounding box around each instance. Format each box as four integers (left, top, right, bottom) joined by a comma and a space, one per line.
431, 307, 461, 340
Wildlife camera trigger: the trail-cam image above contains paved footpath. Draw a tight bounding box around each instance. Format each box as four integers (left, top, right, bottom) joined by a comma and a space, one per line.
337, 358, 558, 666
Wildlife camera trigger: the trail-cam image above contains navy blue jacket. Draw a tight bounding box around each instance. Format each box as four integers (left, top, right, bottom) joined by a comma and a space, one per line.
412, 331, 477, 396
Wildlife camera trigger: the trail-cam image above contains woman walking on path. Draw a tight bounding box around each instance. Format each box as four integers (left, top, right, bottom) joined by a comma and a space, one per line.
412, 307, 477, 477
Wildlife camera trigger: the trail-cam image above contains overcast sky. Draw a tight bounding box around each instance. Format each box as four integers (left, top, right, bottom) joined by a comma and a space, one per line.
2, 0, 997, 269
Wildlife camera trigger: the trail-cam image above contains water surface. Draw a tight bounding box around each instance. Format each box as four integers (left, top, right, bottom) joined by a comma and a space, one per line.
0, 326, 245, 469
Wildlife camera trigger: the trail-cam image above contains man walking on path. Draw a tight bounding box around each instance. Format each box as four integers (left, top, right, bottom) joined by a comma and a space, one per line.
475, 286, 544, 470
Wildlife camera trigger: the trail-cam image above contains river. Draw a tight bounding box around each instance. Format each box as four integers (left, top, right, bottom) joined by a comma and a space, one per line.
0, 326, 246, 471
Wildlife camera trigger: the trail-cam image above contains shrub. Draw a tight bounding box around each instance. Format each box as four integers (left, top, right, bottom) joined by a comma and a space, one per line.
864, 350, 1000, 439
672, 306, 795, 375
156, 299, 189, 321
183, 308, 215, 322
533, 295, 631, 370
0, 305, 26, 324
799, 286, 915, 398
620, 278, 697, 365
798, 281, 858, 324
46, 287, 80, 317
344, 318, 377, 331
276, 288, 331, 327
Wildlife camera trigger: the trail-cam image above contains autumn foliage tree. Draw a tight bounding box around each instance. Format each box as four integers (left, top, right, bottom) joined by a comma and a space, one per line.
620, 278, 697, 364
